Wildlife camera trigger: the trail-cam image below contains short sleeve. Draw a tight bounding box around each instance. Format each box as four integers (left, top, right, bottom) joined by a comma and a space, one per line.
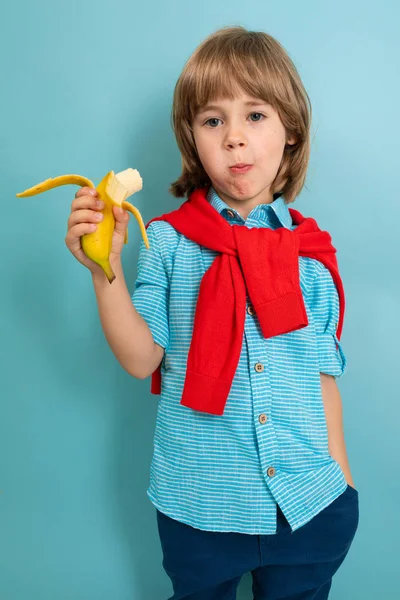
307, 261, 347, 378
131, 222, 170, 351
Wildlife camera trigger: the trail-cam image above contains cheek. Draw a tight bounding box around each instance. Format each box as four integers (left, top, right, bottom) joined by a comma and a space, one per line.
194, 133, 208, 159
197, 139, 222, 170
256, 129, 286, 162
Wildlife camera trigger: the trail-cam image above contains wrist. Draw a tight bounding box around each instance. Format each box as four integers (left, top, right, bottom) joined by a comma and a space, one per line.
91, 258, 123, 286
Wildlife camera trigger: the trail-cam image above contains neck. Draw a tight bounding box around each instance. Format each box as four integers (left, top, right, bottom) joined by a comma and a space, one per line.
212, 185, 275, 220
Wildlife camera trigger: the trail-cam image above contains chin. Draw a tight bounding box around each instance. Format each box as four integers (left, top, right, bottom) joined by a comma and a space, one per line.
211, 175, 268, 202
230, 180, 264, 200
215, 178, 250, 196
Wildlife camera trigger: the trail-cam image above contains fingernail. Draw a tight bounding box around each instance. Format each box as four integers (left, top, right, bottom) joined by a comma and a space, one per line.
96, 200, 104, 207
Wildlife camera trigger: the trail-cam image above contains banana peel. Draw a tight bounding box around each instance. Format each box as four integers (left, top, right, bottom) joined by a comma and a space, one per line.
16, 168, 149, 283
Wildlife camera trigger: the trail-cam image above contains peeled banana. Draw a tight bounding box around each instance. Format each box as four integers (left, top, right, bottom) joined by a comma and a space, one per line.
16, 168, 149, 283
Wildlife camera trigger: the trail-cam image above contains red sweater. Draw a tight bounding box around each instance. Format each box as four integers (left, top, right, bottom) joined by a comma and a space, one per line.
145, 187, 345, 416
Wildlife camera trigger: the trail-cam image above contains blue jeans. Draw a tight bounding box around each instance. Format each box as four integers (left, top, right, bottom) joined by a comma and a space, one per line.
156, 484, 359, 600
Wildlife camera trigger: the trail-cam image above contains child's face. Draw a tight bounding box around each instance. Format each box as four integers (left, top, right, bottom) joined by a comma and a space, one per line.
192, 92, 295, 217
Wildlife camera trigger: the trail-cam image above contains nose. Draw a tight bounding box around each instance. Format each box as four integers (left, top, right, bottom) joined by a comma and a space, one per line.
224, 125, 248, 150
225, 139, 246, 150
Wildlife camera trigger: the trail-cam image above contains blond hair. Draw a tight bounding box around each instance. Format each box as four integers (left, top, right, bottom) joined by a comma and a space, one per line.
169, 26, 312, 203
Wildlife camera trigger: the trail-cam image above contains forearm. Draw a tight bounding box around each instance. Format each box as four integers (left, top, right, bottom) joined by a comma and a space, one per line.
91, 260, 162, 378
320, 373, 355, 487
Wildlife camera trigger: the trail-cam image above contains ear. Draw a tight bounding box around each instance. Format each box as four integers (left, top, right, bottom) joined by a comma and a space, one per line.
286, 135, 297, 146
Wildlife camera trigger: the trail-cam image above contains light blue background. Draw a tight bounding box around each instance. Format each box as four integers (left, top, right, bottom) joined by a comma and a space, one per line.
1, 1, 398, 598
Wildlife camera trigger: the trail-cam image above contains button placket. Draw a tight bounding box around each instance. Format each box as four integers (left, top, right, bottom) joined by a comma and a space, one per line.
244, 316, 277, 485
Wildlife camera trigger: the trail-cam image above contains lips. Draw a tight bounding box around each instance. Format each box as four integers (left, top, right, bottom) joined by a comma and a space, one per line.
229, 164, 253, 174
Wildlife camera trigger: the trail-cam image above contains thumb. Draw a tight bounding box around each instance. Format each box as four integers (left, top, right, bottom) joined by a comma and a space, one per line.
113, 206, 129, 235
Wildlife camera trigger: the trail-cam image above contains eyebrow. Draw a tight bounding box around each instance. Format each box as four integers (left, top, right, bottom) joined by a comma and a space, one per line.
197, 101, 268, 115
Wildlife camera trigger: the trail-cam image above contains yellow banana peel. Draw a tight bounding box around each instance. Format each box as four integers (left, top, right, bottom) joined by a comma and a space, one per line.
16, 168, 149, 283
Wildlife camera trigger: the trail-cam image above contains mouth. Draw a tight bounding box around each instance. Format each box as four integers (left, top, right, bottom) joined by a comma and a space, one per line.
229, 163, 253, 174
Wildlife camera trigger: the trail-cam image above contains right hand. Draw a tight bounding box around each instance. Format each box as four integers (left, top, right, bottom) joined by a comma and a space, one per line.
65, 187, 130, 276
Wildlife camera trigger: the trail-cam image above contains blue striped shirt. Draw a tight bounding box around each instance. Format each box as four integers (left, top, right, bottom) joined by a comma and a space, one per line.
132, 187, 348, 534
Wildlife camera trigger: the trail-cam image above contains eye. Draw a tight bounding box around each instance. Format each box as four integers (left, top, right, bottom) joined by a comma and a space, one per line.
204, 118, 222, 128
203, 113, 265, 128
250, 112, 264, 122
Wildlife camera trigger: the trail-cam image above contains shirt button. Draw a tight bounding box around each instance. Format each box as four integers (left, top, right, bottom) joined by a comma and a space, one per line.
254, 362, 264, 372
226, 209, 235, 218
267, 467, 276, 477
259, 413, 267, 424
247, 305, 256, 316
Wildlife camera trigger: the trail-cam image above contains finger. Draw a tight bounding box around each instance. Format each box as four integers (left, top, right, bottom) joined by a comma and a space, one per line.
71, 196, 104, 212
65, 223, 99, 250
74, 186, 98, 199
68, 208, 103, 228
113, 205, 130, 235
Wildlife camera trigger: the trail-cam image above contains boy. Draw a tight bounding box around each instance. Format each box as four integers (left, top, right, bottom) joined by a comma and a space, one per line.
65, 25, 359, 600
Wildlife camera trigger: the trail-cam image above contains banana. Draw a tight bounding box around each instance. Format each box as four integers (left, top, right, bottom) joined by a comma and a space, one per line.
16, 168, 149, 283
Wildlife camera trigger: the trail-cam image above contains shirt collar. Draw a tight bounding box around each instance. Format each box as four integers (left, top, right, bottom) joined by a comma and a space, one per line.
206, 186, 292, 229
